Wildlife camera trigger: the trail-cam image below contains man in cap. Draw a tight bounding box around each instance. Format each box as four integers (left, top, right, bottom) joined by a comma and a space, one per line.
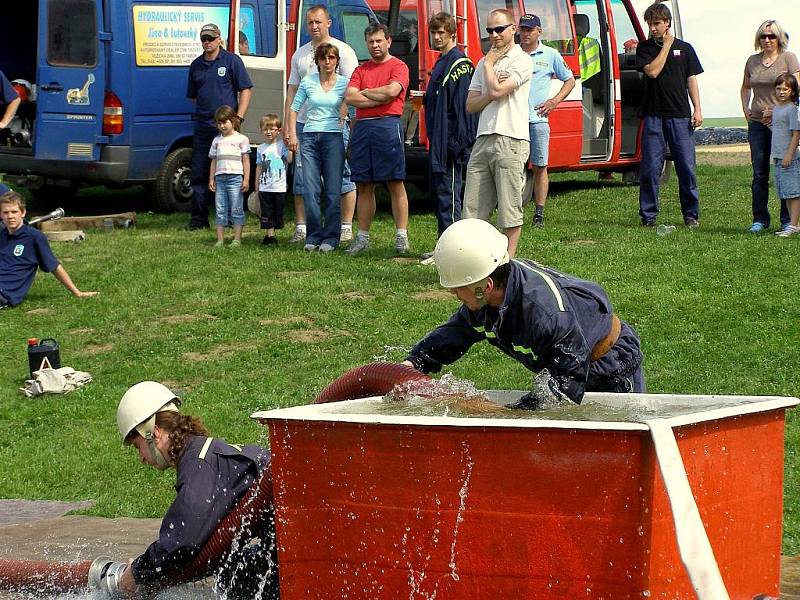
185, 23, 253, 230
403, 219, 644, 408
463, 9, 531, 258
518, 14, 575, 227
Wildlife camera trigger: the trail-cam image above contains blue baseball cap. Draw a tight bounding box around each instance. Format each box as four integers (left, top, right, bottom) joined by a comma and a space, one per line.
519, 14, 541, 29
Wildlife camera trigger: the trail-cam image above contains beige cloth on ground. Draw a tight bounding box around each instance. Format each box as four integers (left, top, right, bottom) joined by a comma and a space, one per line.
20, 367, 93, 397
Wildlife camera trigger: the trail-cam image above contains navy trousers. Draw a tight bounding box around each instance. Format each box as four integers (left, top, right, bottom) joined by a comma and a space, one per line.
189, 122, 218, 228
429, 155, 465, 237
638, 116, 699, 222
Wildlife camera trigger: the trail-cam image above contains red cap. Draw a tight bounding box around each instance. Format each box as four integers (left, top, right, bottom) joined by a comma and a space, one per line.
27, 338, 38, 346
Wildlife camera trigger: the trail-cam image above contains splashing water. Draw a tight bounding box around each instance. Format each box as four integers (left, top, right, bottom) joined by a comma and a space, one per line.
448, 440, 474, 582
371, 345, 412, 362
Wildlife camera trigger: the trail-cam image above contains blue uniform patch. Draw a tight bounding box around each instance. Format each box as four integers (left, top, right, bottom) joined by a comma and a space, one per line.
13, 244, 24, 256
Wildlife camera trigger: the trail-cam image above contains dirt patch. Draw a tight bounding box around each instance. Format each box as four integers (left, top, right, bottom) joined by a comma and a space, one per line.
156, 313, 217, 325
696, 145, 750, 167
277, 271, 308, 278
343, 291, 374, 300
286, 328, 350, 343
259, 315, 314, 327
411, 290, 451, 301
25, 308, 53, 316
569, 239, 598, 246
391, 257, 418, 265
160, 379, 200, 393
182, 341, 250, 362
78, 343, 114, 356
68, 327, 95, 334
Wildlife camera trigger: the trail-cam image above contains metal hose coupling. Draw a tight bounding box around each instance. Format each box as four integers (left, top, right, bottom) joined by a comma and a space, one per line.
87, 556, 128, 598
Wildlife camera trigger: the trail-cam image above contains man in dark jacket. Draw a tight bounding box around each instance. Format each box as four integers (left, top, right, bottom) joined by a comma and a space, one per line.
404, 219, 644, 407
421, 13, 477, 260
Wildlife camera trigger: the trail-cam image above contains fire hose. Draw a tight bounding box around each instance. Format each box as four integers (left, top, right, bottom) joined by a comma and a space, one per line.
0, 362, 425, 597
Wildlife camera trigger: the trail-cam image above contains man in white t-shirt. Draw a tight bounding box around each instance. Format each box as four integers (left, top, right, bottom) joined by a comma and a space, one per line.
284, 5, 359, 244
464, 8, 531, 258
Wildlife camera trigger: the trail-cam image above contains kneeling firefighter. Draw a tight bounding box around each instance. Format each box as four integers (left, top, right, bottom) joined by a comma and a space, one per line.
113, 381, 280, 599
403, 219, 645, 407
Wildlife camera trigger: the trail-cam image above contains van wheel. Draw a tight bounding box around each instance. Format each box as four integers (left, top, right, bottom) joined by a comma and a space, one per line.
151, 147, 193, 213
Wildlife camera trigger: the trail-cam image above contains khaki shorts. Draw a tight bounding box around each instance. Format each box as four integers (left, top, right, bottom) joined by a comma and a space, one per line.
463, 134, 529, 229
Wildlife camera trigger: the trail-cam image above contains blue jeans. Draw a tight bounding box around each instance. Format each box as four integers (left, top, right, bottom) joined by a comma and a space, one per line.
190, 122, 218, 227
301, 131, 344, 246
748, 119, 789, 227
214, 174, 245, 226
639, 116, 699, 222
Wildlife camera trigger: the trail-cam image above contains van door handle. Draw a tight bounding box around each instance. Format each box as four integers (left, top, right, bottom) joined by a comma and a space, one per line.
40, 83, 64, 92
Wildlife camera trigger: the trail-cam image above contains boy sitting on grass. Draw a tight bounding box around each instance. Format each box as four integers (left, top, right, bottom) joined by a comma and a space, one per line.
0, 191, 97, 308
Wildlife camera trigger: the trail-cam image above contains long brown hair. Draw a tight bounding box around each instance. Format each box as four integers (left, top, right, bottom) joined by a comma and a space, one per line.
155, 411, 210, 465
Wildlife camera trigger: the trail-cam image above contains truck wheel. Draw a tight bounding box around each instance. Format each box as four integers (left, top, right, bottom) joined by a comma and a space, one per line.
151, 147, 193, 213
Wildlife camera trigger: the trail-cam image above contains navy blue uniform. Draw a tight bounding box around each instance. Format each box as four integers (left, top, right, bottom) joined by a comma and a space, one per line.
132, 436, 278, 598
406, 259, 644, 403
186, 50, 253, 228
0, 224, 59, 306
424, 47, 477, 236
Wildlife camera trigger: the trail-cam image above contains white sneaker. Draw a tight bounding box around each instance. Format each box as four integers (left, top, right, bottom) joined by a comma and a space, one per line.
394, 234, 410, 255
319, 243, 336, 253
303, 243, 318, 252
776, 225, 800, 237
345, 235, 370, 255
290, 227, 306, 243
340, 228, 353, 243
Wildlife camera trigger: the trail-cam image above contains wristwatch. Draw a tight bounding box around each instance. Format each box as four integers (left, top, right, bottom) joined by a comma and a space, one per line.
237, 115, 245, 123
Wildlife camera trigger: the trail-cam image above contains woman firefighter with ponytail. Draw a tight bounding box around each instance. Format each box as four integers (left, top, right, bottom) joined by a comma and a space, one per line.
115, 381, 279, 599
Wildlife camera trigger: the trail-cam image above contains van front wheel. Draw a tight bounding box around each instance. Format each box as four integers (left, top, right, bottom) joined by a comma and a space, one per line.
150, 147, 193, 213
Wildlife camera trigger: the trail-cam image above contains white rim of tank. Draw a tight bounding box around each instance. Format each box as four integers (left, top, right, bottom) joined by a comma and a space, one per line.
251, 392, 800, 431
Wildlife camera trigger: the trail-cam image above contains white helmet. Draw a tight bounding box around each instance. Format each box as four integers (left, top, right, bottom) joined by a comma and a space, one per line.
117, 381, 180, 468
433, 219, 510, 289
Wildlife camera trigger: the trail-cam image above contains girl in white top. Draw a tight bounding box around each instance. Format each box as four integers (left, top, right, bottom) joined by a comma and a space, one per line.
209, 105, 250, 247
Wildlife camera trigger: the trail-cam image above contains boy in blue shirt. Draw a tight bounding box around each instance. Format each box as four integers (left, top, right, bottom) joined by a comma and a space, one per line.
0, 192, 97, 308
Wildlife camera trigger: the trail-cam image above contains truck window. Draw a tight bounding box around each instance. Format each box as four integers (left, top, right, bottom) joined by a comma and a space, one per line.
47, 0, 97, 67
535, 0, 574, 55
342, 12, 374, 61
609, 0, 638, 54
475, 0, 523, 54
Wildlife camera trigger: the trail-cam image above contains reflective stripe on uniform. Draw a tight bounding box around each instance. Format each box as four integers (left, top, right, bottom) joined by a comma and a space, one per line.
199, 437, 214, 460
513, 260, 566, 311
472, 325, 495, 339
513, 344, 537, 358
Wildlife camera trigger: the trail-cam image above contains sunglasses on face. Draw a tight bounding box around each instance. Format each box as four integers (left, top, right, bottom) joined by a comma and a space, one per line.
760, 34, 778, 41
200, 35, 218, 43
485, 23, 513, 35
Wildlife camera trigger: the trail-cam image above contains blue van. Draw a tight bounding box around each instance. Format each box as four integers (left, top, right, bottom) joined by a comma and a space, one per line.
0, 0, 374, 211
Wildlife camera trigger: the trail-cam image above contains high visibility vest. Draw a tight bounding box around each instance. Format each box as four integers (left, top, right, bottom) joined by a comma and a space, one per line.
578, 36, 601, 82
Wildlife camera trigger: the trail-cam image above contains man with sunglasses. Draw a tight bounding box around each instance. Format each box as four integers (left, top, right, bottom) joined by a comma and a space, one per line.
186, 23, 253, 230
636, 3, 703, 229
464, 9, 532, 258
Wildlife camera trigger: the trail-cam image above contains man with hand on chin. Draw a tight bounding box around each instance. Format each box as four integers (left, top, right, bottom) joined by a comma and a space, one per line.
636, 3, 703, 229
463, 9, 531, 258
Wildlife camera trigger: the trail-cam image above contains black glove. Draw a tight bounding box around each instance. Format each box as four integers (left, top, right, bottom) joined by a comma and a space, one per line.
505, 369, 570, 411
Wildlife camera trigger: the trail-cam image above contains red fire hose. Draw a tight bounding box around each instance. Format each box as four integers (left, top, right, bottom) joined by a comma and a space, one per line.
0, 558, 93, 594
314, 361, 430, 404
0, 363, 425, 595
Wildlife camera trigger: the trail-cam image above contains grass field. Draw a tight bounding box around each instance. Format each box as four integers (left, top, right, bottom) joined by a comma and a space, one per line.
702, 116, 748, 128
2, 160, 800, 552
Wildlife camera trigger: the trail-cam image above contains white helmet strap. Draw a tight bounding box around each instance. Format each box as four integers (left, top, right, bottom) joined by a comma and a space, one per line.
134, 403, 178, 468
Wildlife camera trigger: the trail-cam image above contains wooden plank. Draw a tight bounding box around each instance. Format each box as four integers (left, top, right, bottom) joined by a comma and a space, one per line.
38, 212, 136, 231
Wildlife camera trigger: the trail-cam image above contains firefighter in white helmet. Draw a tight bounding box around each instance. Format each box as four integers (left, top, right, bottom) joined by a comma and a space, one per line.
403, 219, 644, 407
115, 381, 279, 599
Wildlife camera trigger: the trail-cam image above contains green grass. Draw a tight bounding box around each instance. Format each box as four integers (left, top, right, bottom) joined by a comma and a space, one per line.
2, 165, 800, 552
702, 117, 747, 129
